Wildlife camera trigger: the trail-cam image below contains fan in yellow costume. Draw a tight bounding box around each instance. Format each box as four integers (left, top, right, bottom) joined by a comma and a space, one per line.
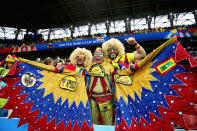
0, 55, 94, 130
112, 37, 197, 131
102, 37, 146, 70
0, 54, 18, 117
86, 47, 115, 125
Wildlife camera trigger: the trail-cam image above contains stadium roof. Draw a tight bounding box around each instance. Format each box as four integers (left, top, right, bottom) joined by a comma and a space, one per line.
1, 0, 196, 29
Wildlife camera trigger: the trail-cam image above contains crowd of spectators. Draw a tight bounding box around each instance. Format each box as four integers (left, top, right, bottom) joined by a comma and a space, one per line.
35, 56, 70, 68
0, 24, 197, 49
46, 24, 197, 43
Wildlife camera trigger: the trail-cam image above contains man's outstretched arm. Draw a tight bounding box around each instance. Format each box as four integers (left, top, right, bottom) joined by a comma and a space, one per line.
125, 37, 146, 60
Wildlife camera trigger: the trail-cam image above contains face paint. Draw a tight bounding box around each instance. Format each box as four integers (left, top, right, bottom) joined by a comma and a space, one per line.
94, 47, 104, 58
94, 52, 104, 58
94, 47, 104, 64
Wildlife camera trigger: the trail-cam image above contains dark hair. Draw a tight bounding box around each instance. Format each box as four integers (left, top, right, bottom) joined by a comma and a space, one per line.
58, 59, 65, 64
44, 57, 53, 65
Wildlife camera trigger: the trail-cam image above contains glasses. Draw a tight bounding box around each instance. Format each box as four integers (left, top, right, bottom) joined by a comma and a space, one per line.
94, 52, 104, 57
107, 48, 117, 52
77, 54, 85, 57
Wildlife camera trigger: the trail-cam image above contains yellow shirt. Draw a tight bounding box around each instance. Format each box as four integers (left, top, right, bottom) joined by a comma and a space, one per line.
105, 53, 135, 70
76, 66, 83, 72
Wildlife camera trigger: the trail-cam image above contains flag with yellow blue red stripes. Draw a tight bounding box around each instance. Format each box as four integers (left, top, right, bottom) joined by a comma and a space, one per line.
115, 37, 197, 131
0, 58, 93, 131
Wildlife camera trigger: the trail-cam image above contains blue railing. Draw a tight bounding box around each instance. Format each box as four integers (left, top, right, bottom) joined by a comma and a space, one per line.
35, 32, 170, 51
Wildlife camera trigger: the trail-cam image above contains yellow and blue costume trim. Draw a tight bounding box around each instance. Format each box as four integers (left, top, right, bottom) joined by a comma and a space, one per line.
115, 37, 197, 130
0, 58, 93, 130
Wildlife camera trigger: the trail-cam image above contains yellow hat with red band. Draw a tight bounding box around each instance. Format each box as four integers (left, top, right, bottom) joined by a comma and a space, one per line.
94, 47, 104, 57
5, 54, 18, 63
57, 59, 65, 65
94, 47, 102, 52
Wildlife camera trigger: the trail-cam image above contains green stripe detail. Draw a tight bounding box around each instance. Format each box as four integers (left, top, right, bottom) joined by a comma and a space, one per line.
160, 61, 174, 71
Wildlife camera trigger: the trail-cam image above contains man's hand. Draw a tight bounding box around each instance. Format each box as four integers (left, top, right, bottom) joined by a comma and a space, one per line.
125, 37, 136, 45
56, 66, 61, 71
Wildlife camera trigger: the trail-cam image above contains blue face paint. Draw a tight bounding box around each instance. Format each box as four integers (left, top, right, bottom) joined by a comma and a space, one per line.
94, 52, 104, 58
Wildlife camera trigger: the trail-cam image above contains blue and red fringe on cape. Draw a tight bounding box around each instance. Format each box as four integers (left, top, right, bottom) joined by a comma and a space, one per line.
0, 61, 93, 131
115, 41, 197, 131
